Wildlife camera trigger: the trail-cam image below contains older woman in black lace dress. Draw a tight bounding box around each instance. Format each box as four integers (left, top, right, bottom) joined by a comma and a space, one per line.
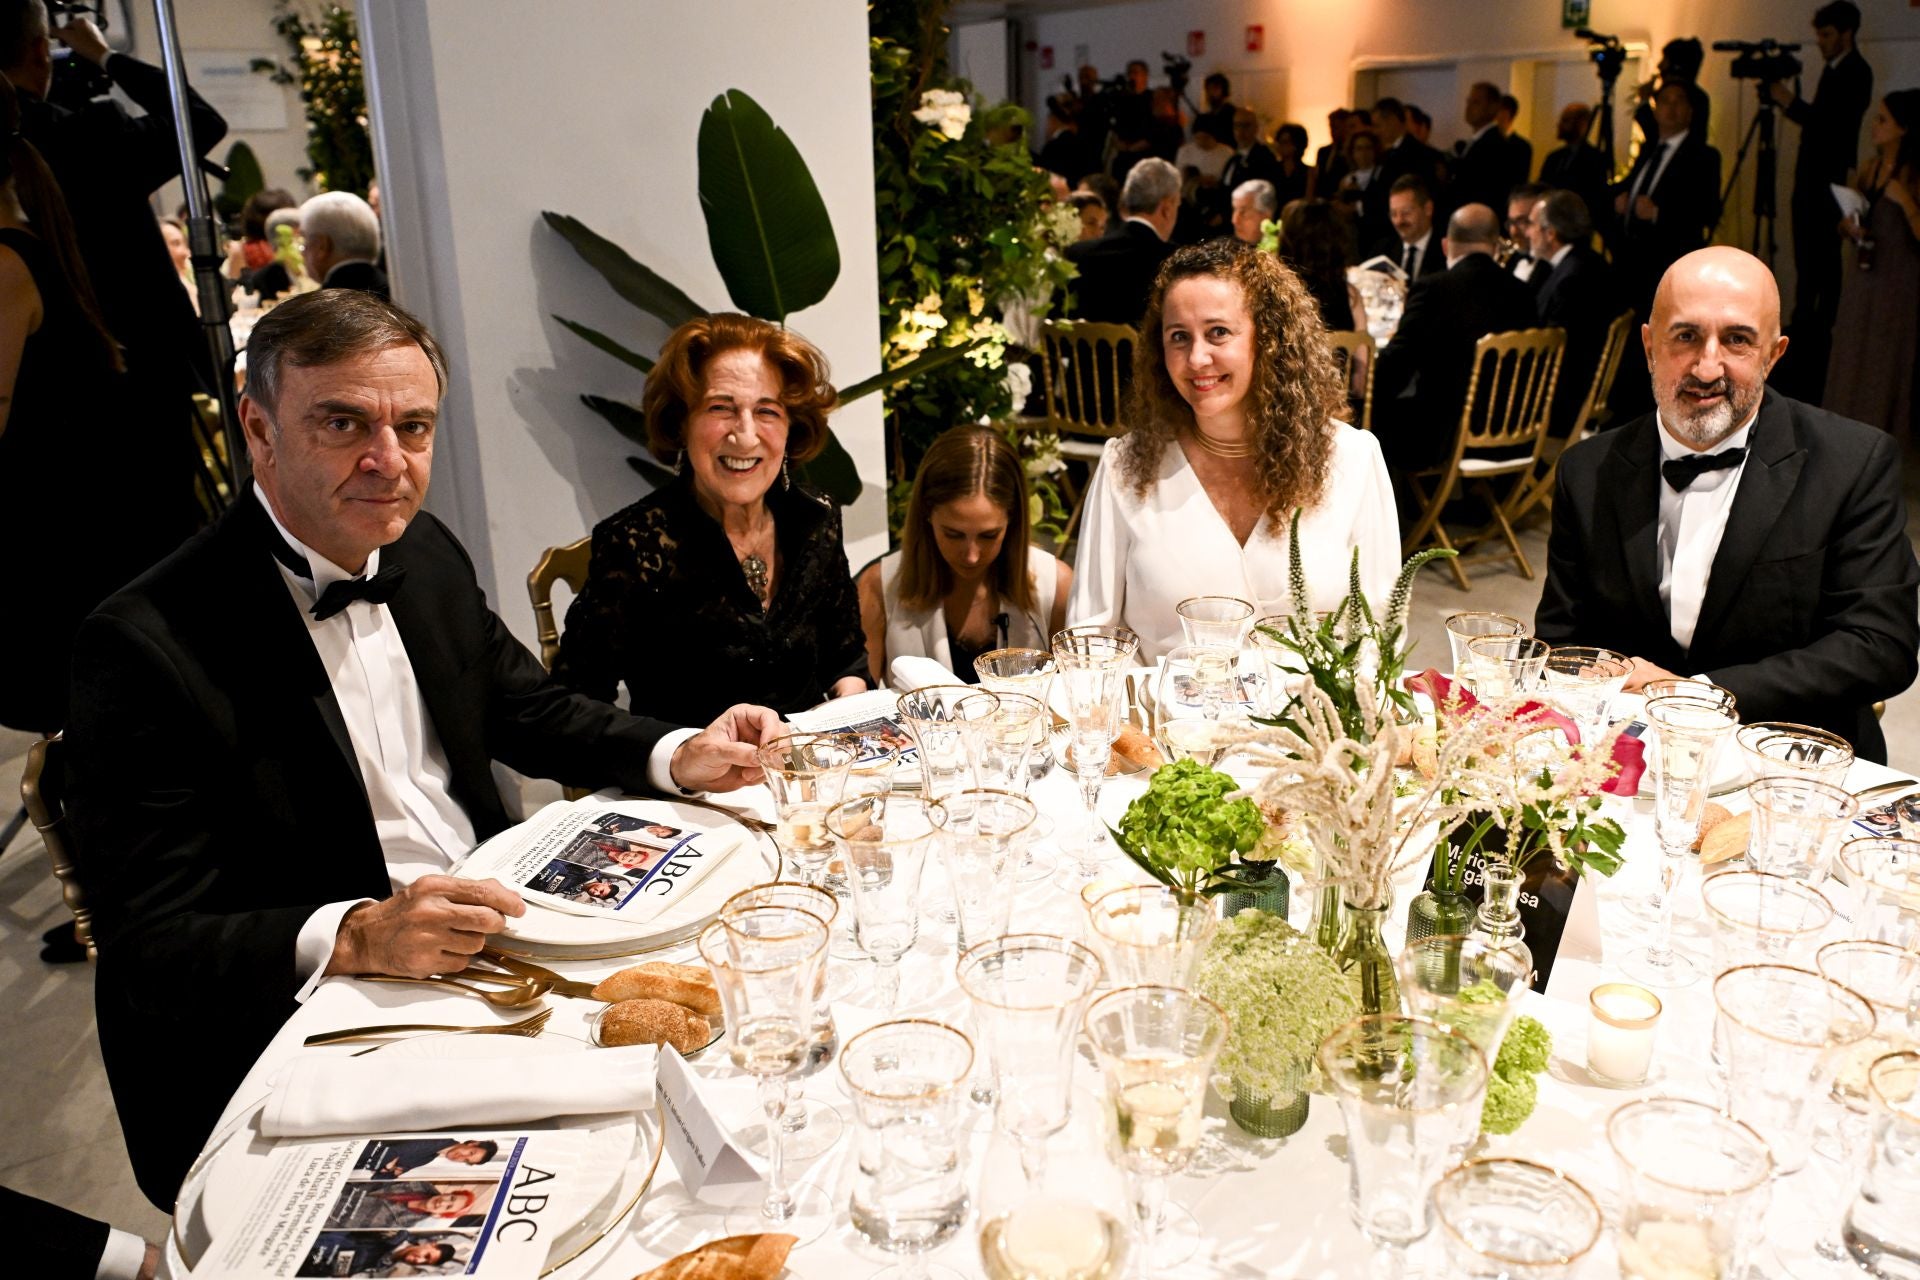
554, 315, 871, 723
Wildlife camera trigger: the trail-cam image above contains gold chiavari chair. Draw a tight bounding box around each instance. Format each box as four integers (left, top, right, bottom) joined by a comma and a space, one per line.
1401, 326, 1567, 591
1038, 319, 1138, 545
22, 734, 93, 961
189, 393, 235, 520
1326, 330, 1379, 433
1509, 310, 1637, 523
527, 537, 595, 800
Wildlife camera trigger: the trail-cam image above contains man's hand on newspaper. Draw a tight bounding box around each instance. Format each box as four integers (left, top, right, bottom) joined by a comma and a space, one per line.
325, 875, 526, 978
671, 703, 789, 793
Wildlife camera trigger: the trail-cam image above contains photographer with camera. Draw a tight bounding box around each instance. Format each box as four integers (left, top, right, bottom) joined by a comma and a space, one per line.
1769, 2, 1873, 392
1634, 38, 1713, 146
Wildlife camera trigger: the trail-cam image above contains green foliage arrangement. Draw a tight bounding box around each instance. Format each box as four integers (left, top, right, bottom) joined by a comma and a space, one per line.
252, 3, 374, 196
214, 141, 264, 221
1112, 759, 1266, 900
1195, 910, 1358, 1099
1480, 1013, 1552, 1135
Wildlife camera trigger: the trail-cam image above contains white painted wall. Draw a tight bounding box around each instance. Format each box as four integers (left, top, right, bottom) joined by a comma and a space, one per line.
953, 20, 1011, 103
359, 0, 886, 644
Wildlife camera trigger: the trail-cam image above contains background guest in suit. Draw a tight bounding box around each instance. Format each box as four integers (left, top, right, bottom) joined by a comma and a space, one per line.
1539, 104, 1611, 242
1611, 81, 1721, 322
1064, 156, 1178, 325
1452, 82, 1512, 213
67, 290, 787, 1206
1496, 93, 1533, 188
301, 190, 389, 300
1365, 98, 1446, 249
1195, 72, 1235, 145
1037, 94, 1096, 186
1373, 203, 1539, 471
1312, 107, 1354, 198
1505, 182, 1552, 285
1634, 37, 1713, 144
1221, 108, 1279, 197
1537, 247, 1918, 760
1334, 128, 1381, 233
1772, 0, 1873, 397
1406, 104, 1435, 147
1269, 123, 1313, 208
1372, 175, 1444, 280
0, 1186, 157, 1280
1230, 178, 1278, 246
1068, 189, 1109, 242
1529, 190, 1619, 437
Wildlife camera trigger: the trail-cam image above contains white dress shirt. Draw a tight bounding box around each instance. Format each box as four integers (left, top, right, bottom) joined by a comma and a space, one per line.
1656, 412, 1755, 651
96, 1229, 147, 1280
1068, 424, 1400, 661
1397, 229, 1433, 278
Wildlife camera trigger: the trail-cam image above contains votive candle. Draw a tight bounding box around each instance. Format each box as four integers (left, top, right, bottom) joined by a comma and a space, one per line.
1588, 983, 1662, 1086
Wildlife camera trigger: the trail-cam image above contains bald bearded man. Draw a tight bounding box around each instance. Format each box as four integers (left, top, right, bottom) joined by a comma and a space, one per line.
1535, 247, 1918, 761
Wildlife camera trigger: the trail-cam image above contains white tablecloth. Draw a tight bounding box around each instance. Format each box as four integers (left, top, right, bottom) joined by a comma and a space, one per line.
173, 753, 1906, 1278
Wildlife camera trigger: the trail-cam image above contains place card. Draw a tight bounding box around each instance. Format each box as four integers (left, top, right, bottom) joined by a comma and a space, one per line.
656, 1046, 761, 1194
1422, 849, 1601, 990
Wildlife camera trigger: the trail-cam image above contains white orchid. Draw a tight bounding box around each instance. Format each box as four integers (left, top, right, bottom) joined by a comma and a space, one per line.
1002, 361, 1033, 404
913, 89, 972, 141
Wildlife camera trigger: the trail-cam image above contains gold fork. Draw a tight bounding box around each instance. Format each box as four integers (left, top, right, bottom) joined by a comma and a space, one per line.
303, 1007, 553, 1048
359, 972, 553, 1007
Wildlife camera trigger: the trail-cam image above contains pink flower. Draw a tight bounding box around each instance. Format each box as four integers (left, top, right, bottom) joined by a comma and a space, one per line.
1597, 731, 1646, 796
1404, 668, 1642, 794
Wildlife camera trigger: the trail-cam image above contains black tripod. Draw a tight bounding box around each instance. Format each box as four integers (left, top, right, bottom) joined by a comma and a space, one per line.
1584, 55, 1623, 175
1716, 85, 1781, 264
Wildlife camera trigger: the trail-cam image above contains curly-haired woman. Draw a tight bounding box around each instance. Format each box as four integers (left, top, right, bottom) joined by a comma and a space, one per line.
1067, 238, 1399, 660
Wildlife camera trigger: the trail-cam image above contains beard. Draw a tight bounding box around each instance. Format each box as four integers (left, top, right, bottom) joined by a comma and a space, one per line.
1659, 373, 1759, 448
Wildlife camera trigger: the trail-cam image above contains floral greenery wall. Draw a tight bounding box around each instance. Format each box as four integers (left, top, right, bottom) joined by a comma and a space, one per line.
870, 0, 1076, 536
252, 2, 375, 196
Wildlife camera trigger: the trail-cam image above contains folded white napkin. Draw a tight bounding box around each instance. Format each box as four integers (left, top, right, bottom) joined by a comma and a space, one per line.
889, 655, 960, 692
262, 1044, 656, 1138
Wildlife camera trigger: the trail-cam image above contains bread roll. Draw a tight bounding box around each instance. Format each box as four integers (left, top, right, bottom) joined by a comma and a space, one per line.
592, 961, 722, 1015
1692, 803, 1735, 850
634, 1233, 797, 1280
1112, 725, 1162, 770
597, 998, 711, 1054
1699, 811, 1750, 866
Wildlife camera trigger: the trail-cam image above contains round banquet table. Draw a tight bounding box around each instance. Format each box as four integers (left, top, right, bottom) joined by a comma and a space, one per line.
167, 745, 1911, 1278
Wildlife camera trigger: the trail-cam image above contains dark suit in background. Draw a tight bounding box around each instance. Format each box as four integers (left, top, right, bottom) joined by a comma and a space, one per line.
68, 494, 675, 1207
0, 1188, 113, 1280
1063, 219, 1172, 326
1610, 134, 1721, 317
1782, 49, 1874, 397
1220, 143, 1279, 194
1364, 136, 1446, 247
1451, 128, 1512, 212
1367, 232, 1446, 281
1539, 142, 1613, 244
1372, 253, 1540, 469
322, 258, 392, 301
1312, 144, 1350, 198
1532, 244, 1620, 437
1505, 132, 1535, 189
1536, 393, 1919, 761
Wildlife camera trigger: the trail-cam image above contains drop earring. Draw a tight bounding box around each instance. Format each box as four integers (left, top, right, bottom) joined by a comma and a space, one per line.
781, 456, 792, 490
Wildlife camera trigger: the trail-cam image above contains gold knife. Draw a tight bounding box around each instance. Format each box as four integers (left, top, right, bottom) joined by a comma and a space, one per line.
475, 950, 602, 1000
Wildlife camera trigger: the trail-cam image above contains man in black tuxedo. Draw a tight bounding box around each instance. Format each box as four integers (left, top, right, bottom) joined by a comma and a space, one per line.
66, 291, 787, 1207
1633, 38, 1713, 145
1496, 94, 1533, 190
1451, 82, 1512, 213
1611, 82, 1721, 321
1772, 1, 1873, 394
303, 190, 391, 301
1373, 204, 1540, 471
1539, 104, 1611, 242
1368, 176, 1445, 281
1, 1186, 156, 1280
1536, 247, 1918, 760
1220, 109, 1279, 196
1364, 98, 1446, 249
1504, 183, 1552, 288
1527, 190, 1620, 436
1312, 107, 1354, 199
1064, 156, 1178, 326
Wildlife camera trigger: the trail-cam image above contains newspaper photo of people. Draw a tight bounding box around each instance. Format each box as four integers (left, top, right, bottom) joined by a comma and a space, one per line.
356, 1138, 506, 1181
523, 858, 642, 910
839, 716, 914, 763
324, 1180, 498, 1231
298, 1229, 478, 1277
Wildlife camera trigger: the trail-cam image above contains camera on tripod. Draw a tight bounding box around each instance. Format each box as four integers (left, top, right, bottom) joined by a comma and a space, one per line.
1574, 29, 1627, 84
1160, 52, 1191, 97
1714, 39, 1802, 84
45, 0, 112, 109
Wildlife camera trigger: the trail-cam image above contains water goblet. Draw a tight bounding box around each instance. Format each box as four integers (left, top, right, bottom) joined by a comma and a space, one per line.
1540, 645, 1630, 742
1818, 941, 1920, 1103
1622, 694, 1739, 988
1444, 611, 1527, 675
956, 691, 1052, 883
898, 685, 988, 800
1317, 1014, 1490, 1274
1838, 837, 1920, 949
840, 1019, 976, 1280
1736, 720, 1855, 786
1085, 885, 1217, 989
1842, 1050, 1920, 1277
1462, 634, 1551, 700
1639, 677, 1739, 714
1700, 869, 1836, 972
757, 732, 859, 887
1174, 595, 1253, 648
1393, 933, 1532, 1062
1052, 625, 1141, 877
1431, 1158, 1603, 1279
1607, 1098, 1773, 1280
930, 789, 1035, 954
1747, 776, 1859, 884
827, 793, 939, 1014
1083, 985, 1229, 1275
1154, 644, 1243, 767
723, 882, 849, 1159
1246, 613, 1304, 717
975, 1120, 1131, 1280
956, 934, 1104, 1186
698, 908, 833, 1243
974, 647, 1057, 783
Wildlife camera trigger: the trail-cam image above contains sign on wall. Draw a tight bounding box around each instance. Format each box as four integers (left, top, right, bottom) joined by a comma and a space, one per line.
183, 51, 289, 131
1562, 0, 1591, 29
1246, 25, 1264, 53
1187, 30, 1205, 57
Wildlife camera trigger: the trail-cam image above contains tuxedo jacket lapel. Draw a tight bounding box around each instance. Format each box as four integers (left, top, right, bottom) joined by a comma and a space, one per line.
1690, 394, 1806, 657
1600, 419, 1668, 638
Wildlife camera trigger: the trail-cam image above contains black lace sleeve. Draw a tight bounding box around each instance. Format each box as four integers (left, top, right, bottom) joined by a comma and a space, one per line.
551, 506, 668, 705
808, 501, 874, 691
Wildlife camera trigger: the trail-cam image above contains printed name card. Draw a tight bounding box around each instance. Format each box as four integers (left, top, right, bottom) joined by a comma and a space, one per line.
1422, 849, 1603, 991
656, 1046, 761, 1195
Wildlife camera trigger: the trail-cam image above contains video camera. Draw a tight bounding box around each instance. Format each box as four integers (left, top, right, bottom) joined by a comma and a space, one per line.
1714, 39, 1802, 83
45, 0, 113, 109
1161, 51, 1190, 96
1574, 28, 1628, 84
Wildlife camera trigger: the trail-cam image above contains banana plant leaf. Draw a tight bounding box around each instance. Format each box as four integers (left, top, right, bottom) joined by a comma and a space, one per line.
579, 394, 653, 448
553, 316, 654, 374
836, 338, 987, 404
543, 212, 708, 328
696, 90, 839, 322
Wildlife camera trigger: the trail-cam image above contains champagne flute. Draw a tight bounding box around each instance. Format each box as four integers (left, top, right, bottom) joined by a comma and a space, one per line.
1052, 625, 1140, 879
826, 793, 939, 1014
698, 907, 833, 1243
757, 732, 859, 888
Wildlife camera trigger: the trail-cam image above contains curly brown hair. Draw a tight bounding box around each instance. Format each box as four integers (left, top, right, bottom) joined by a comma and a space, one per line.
642, 313, 837, 464
1119, 238, 1345, 528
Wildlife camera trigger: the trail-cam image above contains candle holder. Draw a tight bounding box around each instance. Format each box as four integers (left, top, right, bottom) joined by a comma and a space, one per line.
1586, 982, 1662, 1087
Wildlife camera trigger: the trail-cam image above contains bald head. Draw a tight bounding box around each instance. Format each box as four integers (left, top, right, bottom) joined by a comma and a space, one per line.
1643, 247, 1789, 449
1443, 203, 1502, 261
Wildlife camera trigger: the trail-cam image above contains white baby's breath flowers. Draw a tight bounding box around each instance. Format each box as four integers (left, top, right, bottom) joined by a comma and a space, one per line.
913, 89, 972, 141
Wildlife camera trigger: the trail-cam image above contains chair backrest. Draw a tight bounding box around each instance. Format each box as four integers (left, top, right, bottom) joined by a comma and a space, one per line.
22, 734, 92, 958
1454, 327, 1567, 459
1577, 310, 1638, 438
189, 393, 236, 518
1325, 330, 1378, 432
527, 536, 594, 671
1039, 319, 1138, 439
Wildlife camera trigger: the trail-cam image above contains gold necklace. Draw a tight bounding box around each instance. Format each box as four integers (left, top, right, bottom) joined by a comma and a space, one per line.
1189, 427, 1256, 459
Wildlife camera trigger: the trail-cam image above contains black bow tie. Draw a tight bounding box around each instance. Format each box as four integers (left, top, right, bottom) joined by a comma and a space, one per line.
266, 528, 407, 619
1662, 448, 1746, 491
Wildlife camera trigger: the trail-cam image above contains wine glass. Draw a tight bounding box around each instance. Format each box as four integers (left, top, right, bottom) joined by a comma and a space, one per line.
898, 685, 990, 799
1838, 837, 1920, 948
1622, 694, 1739, 988
1175, 595, 1253, 648
956, 691, 1053, 883
1746, 776, 1859, 884
840, 1019, 976, 1280
1539, 645, 1630, 743
826, 793, 939, 1014
1607, 1098, 1773, 1280
1154, 644, 1243, 767
1431, 1158, 1603, 1279
1461, 634, 1551, 700
1639, 677, 1738, 714
1051, 625, 1141, 878
1842, 1050, 1920, 1276
1084, 885, 1217, 989
697, 907, 833, 1243
930, 789, 1035, 955
975, 647, 1057, 784
757, 732, 859, 888
1444, 611, 1526, 675
1735, 720, 1855, 785
1083, 985, 1229, 1275
1393, 934, 1532, 1062
976, 1118, 1131, 1280
722, 882, 848, 1160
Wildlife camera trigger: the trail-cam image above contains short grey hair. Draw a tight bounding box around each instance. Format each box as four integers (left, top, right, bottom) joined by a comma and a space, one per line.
1232, 179, 1278, 217
1537, 189, 1593, 246
299, 191, 382, 263
1119, 158, 1181, 216
245, 289, 446, 421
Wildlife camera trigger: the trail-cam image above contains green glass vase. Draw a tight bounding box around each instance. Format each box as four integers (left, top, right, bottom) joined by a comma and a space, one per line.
1404, 884, 1477, 944
1222, 859, 1290, 920
1229, 1066, 1311, 1138
1334, 899, 1400, 1016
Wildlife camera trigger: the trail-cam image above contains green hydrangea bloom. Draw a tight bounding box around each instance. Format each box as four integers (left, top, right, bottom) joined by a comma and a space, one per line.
1479, 1067, 1538, 1135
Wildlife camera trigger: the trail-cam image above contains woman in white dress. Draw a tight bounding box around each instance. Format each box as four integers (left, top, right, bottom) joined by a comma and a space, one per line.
1068, 237, 1399, 661
858, 425, 1072, 683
